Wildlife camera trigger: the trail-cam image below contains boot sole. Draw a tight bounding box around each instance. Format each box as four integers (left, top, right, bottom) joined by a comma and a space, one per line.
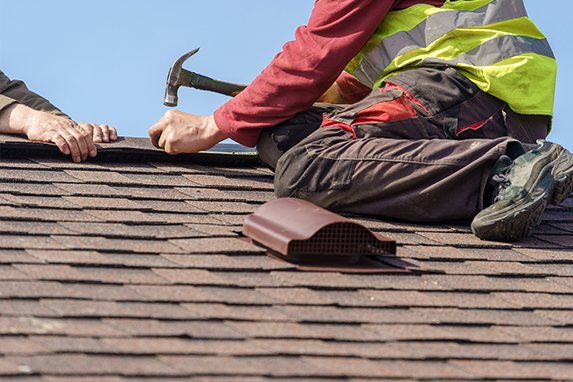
471, 162, 555, 242
550, 148, 573, 205
471, 193, 547, 242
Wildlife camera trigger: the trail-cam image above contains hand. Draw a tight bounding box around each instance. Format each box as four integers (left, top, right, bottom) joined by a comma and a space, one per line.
0, 103, 116, 162
78, 122, 118, 143
148, 110, 227, 154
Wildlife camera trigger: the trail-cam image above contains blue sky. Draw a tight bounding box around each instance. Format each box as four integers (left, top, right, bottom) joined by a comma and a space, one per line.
1, 0, 571, 151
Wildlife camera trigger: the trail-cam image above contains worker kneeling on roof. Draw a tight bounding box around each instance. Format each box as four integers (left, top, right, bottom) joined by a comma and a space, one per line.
149, 0, 573, 243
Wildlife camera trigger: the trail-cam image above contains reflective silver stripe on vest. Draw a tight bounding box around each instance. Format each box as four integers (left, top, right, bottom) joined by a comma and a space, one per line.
356, 0, 535, 87
418, 34, 554, 68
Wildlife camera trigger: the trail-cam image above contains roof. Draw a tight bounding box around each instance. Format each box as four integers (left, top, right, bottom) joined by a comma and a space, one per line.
1, 133, 573, 381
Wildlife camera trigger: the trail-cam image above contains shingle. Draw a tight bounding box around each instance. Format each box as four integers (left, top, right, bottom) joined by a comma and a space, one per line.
0, 300, 58, 316
102, 338, 267, 355
493, 325, 573, 342
410, 307, 557, 326
188, 201, 259, 214
277, 306, 430, 324
423, 274, 573, 293
464, 261, 549, 276
450, 360, 573, 380
180, 303, 292, 321
0, 206, 102, 222
0, 182, 71, 196
0, 235, 67, 250
115, 172, 199, 187
0, 281, 143, 301
118, 186, 192, 200
0, 337, 50, 355
61, 196, 143, 210
0, 169, 81, 183
43, 377, 127, 382
160, 254, 291, 270
129, 199, 203, 213
152, 269, 233, 285
513, 247, 573, 261
208, 272, 291, 287
226, 322, 382, 341
62, 170, 138, 184
378, 232, 441, 245
81, 209, 162, 223
0, 221, 75, 235
31, 157, 106, 170
99, 253, 180, 268
257, 288, 383, 306
418, 231, 513, 248
169, 237, 264, 254
28, 336, 116, 353
6, 355, 183, 376
0, 317, 125, 336
0, 265, 31, 280
184, 223, 240, 237
175, 186, 240, 201
251, 339, 408, 358
59, 222, 205, 239
13, 264, 169, 284
455, 247, 540, 262
25, 249, 121, 265
0, 358, 22, 374
363, 324, 519, 343
144, 212, 226, 225
530, 234, 573, 247
39, 299, 201, 319
0, 194, 78, 208
103, 318, 245, 339
360, 290, 518, 309
0, 250, 42, 264
53, 183, 131, 197
221, 190, 276, 203
183, 174, 274, 190
301, 357, 473, 379
493, 292, 573, 309
50, 235, 186, 254
534, 309, 573, 325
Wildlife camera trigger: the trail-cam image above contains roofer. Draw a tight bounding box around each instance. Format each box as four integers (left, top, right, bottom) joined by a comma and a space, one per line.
149, 0, 573, 242
0, 70, 117, 163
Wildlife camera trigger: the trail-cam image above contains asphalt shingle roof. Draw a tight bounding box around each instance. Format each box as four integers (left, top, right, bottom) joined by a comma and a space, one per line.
1, 133, 573, 381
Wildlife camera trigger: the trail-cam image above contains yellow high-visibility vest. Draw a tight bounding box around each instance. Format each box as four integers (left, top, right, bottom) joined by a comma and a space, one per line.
345, 0, 557, 117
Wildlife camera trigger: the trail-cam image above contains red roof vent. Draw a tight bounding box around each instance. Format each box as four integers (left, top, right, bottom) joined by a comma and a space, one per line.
242, 198, 408, 273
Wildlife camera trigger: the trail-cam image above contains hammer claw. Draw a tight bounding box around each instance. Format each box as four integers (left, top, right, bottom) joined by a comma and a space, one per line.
164, 48, 247, 107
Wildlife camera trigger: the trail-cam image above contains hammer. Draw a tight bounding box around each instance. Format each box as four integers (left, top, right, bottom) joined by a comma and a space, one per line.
164, 48, 247, 107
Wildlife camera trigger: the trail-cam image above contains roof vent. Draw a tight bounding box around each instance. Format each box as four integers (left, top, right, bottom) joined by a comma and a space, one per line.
242, 198, 408, 273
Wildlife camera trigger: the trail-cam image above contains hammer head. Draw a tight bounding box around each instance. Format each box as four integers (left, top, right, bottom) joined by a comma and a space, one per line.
164, 48, 200, 107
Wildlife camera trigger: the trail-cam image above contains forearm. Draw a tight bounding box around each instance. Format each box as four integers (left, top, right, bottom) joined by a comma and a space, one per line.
0, 103, 24, 134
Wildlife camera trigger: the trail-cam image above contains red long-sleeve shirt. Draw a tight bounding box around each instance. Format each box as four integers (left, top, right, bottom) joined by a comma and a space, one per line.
213, 0, 445, 147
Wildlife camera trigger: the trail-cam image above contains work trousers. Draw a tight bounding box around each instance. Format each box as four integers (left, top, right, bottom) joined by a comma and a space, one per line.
257, 67, 549, 222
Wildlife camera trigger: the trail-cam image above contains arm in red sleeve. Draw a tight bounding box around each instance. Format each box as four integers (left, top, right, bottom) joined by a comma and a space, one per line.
213, 0, 402, 147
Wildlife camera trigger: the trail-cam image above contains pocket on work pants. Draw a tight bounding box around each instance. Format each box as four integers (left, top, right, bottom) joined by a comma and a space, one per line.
321, 88, 432, 140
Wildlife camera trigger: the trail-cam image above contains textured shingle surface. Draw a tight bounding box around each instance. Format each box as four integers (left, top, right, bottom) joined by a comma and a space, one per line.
1, 134, 573, 381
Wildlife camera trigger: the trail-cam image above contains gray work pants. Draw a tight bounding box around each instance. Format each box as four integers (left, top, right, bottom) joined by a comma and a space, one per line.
257, 67, 549, 222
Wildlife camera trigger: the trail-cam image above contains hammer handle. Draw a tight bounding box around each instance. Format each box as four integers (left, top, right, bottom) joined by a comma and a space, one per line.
190, 73, 246, 97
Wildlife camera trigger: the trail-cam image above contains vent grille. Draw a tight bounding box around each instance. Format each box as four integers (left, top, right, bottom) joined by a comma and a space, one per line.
288, 222, 394, 256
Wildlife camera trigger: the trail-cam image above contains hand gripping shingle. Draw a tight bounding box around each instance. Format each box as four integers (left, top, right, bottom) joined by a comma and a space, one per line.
163, 48, 247, 107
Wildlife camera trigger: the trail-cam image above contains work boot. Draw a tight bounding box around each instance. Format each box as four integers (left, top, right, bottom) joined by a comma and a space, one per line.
471, 140, 573, 242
